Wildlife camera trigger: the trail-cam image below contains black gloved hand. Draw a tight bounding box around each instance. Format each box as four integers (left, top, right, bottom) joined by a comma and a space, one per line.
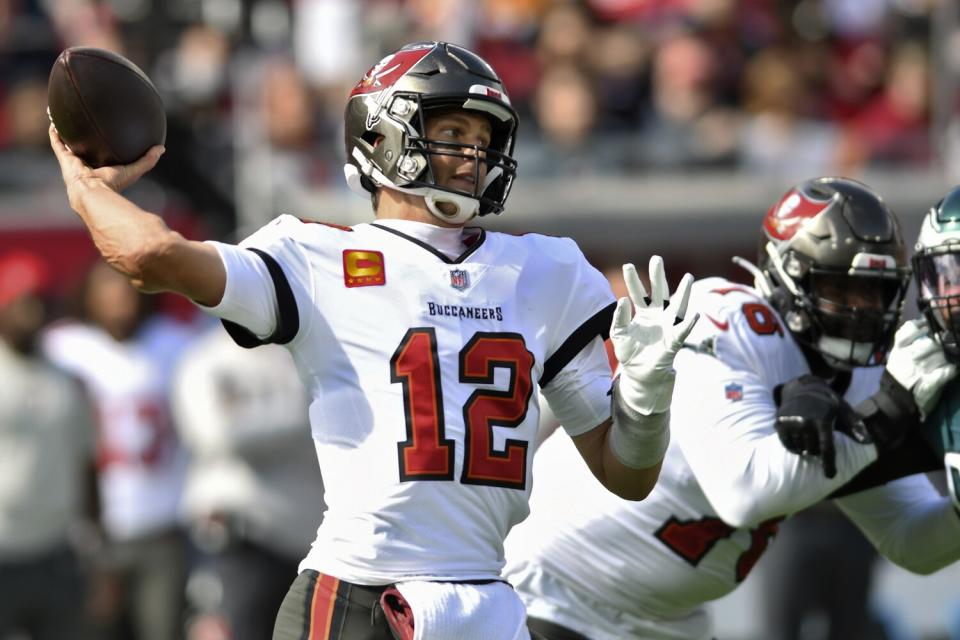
774, 374, 863, 479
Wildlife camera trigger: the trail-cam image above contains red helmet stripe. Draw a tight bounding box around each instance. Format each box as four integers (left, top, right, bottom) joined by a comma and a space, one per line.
350, 45, 435, 97
763, 187, 834, 241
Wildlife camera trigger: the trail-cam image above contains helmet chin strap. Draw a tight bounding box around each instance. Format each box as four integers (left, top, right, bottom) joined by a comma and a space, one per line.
345, 150, 492, 225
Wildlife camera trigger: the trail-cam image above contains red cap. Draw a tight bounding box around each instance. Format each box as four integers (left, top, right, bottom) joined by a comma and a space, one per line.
0, 251, 51, 308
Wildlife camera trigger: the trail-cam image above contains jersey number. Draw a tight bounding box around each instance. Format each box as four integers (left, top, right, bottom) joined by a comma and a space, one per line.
390, 328, 534, 489
654, 515, 782, 582
742, 302, 783, 336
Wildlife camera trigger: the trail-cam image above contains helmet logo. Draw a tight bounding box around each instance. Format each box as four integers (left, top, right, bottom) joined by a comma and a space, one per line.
764, 188, 834, 241
350, 46, 434, 98
851, 253, 896, 270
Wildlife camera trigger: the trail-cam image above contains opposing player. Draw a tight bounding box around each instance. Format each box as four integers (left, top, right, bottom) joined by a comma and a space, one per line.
503, 177, 960, 640
899, 185, 960, 507
49, 41, 696, 639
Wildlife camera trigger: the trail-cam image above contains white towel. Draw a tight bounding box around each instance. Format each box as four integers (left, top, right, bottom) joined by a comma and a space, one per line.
395, 580, 530, 640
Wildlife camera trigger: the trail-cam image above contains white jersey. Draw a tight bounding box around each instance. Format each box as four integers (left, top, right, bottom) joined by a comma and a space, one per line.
42, 320, 190, 541
205, 216, 615, 585
504, 277, 960, 639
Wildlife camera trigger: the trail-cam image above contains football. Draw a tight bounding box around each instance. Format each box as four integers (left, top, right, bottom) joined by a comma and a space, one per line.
47, 47, 166, 168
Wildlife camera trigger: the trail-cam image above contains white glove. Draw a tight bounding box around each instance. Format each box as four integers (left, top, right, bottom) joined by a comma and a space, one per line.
611, 256, 699, 415
886, 318, 958, 417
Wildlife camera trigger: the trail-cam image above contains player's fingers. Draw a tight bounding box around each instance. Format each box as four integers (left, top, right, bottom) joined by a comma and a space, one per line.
670, 312, 699, 349
671, 273, 695, 324
623, 263, 649, 310
48, 123, 71, 164
649, 256, 668, 308
610, 298, 633, 363
775, 416, 805, 453
111, 146, 165, 191
894, 319, 925, 348
801, 426, 821, 456
908, 334, 945, 364
610, 297, 632, 336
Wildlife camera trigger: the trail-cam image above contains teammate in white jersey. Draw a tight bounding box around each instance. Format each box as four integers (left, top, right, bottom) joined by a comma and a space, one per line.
48, 41, 697, 639
504, 177, 960, 640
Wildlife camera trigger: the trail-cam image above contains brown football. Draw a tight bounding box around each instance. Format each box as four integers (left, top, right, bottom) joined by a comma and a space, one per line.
48, 47, 166, 168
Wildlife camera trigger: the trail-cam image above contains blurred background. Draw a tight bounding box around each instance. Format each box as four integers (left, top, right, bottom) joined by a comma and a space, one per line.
1, 0, 960, 639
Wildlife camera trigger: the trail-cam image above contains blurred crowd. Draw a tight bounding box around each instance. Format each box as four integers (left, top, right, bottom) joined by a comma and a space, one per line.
1, 0, 957, 234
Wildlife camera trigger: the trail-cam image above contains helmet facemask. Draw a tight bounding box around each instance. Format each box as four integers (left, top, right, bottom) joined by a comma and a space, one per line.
403, 98, 518, 222
764, 243, 910, 368
914, 245, 960, 360
913, 186, 960, 363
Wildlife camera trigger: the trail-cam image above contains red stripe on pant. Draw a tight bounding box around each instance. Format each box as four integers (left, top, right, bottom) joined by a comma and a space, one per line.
308, 573, 341, 639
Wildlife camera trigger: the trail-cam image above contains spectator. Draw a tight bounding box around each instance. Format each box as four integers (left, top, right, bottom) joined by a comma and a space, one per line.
43, 261, 196, 640
838, 41, 932, 171
0, 251, 99, 640
638, 30, 740, 168
173, 327, 324, 640
738, 47, 840, 178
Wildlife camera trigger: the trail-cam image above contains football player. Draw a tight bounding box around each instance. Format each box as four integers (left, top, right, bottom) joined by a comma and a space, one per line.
892, 186, 960, 508
48, 41, 696, 639
503, 177, 960, 640
773, 186, 960, 498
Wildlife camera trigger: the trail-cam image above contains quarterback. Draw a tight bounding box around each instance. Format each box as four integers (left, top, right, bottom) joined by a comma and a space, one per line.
49, 41, 696, 639
504, 177, 960, 640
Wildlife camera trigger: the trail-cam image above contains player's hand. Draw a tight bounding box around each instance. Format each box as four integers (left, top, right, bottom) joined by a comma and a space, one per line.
48, 123, 164, 207
886, 319, 957, 417
774, 374, 865, 479
611, 256, 699, 415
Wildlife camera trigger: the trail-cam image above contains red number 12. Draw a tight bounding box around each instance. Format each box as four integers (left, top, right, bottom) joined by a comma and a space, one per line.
391, 328, 534, 490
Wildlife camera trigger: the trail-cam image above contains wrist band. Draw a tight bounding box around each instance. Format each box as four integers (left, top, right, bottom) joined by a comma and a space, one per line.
609, 376, 671, 469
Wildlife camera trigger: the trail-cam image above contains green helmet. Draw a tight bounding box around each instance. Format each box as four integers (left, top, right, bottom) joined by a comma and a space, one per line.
913, 185, 960, 360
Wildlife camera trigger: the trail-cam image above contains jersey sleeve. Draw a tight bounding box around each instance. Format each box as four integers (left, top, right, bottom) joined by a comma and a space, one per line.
532, 237, 615, 436
537, 237, 616, 388
540, 336, 613, 437
200, 215, 314, 347
835, 474, 960, 574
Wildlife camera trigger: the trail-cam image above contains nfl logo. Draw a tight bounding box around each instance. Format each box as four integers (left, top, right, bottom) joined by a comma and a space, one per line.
450, 269, 469, 291
724, 382, 743, 402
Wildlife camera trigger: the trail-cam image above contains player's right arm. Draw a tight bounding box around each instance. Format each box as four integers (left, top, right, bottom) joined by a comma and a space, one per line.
834, 474, 960, 574
49, 125, 225, 306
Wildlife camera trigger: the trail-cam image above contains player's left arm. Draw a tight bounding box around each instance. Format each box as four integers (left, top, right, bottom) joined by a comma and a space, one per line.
570, 416, 663, 500
835, 474, 960, 574
571, 258, 698, 500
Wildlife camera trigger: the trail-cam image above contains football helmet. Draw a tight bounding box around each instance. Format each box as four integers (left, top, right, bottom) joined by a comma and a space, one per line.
343, 41, 518, 224
739, 177, 910, 369
914, 185, 960, 360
